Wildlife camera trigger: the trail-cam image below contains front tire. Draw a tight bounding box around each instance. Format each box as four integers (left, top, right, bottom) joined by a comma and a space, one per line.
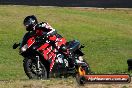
23, 57, 48, 79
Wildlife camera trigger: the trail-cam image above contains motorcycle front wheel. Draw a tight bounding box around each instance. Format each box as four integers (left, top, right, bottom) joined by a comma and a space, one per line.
23, 57, 48, 79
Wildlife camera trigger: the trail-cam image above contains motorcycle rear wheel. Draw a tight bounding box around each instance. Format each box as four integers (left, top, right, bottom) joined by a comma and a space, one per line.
75, 58, 91, 85
23, 57, 48, 79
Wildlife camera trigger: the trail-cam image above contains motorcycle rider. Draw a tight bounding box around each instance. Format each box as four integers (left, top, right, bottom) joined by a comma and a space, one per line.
23, 15, 74, 70
23, 15, 68, 52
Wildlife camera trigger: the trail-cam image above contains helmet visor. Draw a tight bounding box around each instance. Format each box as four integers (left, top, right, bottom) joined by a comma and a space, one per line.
24, 20, 32, 27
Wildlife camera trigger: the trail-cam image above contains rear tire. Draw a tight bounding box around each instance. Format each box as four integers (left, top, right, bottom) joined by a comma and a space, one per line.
76, 74, 85, 86
23, 57, 48, 79
83, 59, 91, 74
75, 58, 91, 85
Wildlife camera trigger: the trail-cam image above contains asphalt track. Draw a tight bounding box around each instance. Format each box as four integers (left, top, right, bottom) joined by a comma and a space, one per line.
0, 0, 132, 8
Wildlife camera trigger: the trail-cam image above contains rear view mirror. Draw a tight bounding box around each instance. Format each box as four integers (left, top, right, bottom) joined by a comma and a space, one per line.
13, 43, 20, 49
80, 45, 85, 48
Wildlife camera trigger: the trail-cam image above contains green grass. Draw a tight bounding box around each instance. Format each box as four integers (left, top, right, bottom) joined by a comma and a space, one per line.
0, 5, 132, 80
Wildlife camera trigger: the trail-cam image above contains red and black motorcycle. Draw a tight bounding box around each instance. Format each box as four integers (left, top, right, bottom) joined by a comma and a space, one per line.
13, 31, 91, 82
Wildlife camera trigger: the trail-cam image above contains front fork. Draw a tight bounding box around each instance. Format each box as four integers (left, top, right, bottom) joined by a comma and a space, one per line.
36, 56, 40, 70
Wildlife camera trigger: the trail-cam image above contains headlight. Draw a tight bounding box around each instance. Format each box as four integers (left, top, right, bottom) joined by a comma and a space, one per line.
21, 44, 28, 53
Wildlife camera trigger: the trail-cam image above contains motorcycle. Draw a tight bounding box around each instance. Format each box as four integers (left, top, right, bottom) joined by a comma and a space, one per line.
13, 31, 91, 84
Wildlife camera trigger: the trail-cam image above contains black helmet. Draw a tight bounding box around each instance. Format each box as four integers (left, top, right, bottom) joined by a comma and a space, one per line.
23, 15, 38, 31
